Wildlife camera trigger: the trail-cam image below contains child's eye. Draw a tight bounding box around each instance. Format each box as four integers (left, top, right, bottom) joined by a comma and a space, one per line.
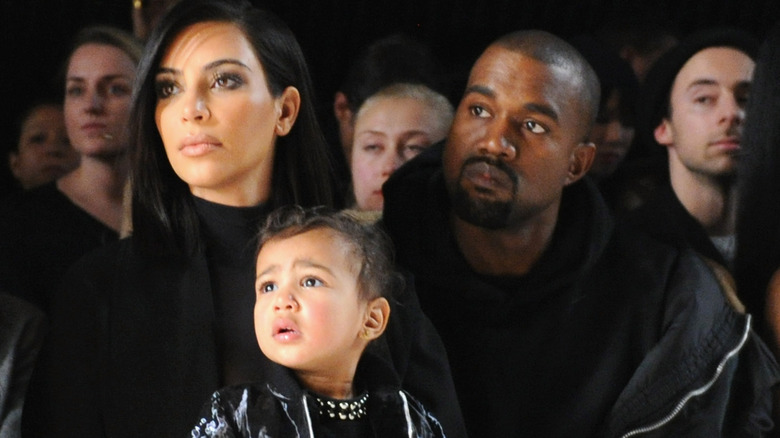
302, 277, 323, 288
259, 282, 278, 293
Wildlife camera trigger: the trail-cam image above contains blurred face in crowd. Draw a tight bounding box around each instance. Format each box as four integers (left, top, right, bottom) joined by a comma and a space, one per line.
65, 43, 136, 159
351, 95, 449, 211
443, 45, 594, 230
10, 104, 79, 189
154, 21, 300, 206
588, 90, 635, 180
654, 47, 754, 179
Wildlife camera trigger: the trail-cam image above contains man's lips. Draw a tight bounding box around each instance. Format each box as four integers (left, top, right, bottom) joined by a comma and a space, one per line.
461, 160, 514, 192
710, 136, 740, 152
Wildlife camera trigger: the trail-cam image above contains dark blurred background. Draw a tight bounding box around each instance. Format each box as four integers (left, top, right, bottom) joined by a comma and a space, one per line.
2, 0, 778, 191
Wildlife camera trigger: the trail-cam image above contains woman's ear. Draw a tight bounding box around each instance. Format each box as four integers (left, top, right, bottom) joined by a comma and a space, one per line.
275, 86, 301, 136
361, 297, 390, 341
564, 142, 596, 186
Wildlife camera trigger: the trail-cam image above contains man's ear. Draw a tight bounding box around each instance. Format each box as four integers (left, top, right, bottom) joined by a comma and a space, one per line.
654, 119, 674, 147
274, 86, 301, 137
333, 91, 353, 125
361, 297, 390, 341
564, 142, 596, 186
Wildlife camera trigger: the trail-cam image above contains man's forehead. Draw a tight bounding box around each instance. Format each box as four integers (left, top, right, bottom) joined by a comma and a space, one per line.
674, 47, 755, 87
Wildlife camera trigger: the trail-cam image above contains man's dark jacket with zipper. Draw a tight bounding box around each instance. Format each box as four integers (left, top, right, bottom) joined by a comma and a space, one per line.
381, 144, 779, 437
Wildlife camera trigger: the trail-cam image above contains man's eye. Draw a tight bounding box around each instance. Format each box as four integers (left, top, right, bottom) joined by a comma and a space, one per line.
302, 277, 323, 288
524, 120, 547, 134
470, 106, 490, 118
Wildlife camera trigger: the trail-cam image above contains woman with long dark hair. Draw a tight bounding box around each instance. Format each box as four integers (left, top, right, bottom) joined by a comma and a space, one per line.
35, 1, 461, 436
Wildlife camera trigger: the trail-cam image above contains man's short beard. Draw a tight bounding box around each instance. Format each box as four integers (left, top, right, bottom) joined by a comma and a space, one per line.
447, 156, 519, 229
449, 183, 514, 230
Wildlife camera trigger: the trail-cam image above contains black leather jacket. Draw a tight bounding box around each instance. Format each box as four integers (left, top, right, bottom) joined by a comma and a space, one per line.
382, 143, 780, 437
190, 353, 447, 438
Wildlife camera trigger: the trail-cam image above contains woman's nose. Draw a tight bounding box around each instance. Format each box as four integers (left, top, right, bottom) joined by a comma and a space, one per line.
182, 91, 211, 122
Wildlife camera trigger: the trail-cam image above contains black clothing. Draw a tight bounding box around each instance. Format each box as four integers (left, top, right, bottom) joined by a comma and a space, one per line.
0, 183, 118, 313
382, 144, 778, 437
624, 182, 729, 268
190, 352, 446, 438
0, 292, 46, 437
33, 195, 464, 438
194, 197, 268, 385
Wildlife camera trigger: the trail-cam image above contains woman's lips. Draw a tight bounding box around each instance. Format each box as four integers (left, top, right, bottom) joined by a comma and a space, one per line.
180, 134, 223, 157
81, 122, 108, 137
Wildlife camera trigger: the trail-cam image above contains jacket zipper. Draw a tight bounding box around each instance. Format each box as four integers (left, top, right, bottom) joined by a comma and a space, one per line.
399, 391, 414, 438
619, 315, 751, 437
302, 394, 315, 437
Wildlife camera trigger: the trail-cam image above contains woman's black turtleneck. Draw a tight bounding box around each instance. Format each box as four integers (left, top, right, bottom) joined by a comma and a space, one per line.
193, 196, 271, 386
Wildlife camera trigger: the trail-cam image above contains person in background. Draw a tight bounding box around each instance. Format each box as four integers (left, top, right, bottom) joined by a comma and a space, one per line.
595, 14, 678, 83
131, 0, 181, 40
333, 34, 441, 163
382, 29, 778, 437
192, 206, 446, 437
0, 26, 142, 313
570, 35, 642, 213
36, 1, 462, 437
627, 28, 758, 270
735, 22, 780, 355
350, 83, 453, 213
7, 100, 79, 192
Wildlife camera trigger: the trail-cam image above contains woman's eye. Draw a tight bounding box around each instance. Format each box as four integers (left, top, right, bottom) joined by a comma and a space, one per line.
213, 72, 243, 90
362, 144, 382, 153
155, 80, 178, 99
694, 95, 715, 105
66, 86, 84, 97
524, 120, 547, 134
403, 144, 428, 160
109, 83, 131, 97
260, 282, 278, 293
302, 277, 323, 288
